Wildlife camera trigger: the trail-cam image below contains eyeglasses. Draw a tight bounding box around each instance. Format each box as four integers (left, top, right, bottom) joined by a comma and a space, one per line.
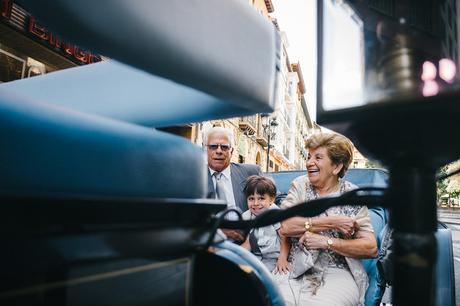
207, 144, 232, 151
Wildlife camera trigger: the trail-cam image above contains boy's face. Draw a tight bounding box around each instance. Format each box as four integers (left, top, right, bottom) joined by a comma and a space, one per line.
247, 193, 275, 215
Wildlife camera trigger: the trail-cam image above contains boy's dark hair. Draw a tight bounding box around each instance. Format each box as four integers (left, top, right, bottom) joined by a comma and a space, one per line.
243, 175, 277, 198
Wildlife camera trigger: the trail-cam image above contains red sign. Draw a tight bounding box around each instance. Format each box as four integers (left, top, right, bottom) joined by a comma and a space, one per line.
0, 0, 11, 18
28, 16, 101, 64
1, 0, 101, 65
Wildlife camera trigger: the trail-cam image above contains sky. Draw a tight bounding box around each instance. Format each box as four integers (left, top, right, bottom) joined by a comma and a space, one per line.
272, 0, 317, 119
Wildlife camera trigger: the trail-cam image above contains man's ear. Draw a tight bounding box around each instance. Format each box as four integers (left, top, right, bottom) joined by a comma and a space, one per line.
332, 163, 344, 176
230, 147, 234, 154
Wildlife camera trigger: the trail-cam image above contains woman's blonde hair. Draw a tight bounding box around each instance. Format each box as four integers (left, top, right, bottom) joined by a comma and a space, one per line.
305, 132, 354, 178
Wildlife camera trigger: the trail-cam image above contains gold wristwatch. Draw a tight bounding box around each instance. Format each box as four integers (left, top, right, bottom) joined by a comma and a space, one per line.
327, 238, 334, 250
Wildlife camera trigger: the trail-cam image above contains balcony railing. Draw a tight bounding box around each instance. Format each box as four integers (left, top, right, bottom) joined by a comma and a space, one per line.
239, 116, 257, 135
256, 130, 268, 146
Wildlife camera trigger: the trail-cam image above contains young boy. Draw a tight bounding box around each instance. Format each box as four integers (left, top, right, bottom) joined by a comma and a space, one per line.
241, 175, 290, 274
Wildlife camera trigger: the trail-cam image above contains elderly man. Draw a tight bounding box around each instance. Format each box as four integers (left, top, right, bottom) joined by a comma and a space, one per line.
204, 126, 261, 242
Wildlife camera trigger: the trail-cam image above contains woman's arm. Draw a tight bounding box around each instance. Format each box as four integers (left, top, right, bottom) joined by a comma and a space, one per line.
331, 230, 378, 258
280, 215, 357, 237
299, 230, 378, 259
280, 216, 309, 237
279, 177, 357, 237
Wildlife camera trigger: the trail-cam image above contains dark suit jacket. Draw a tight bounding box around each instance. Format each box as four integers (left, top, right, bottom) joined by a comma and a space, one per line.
207, 163, 262, 212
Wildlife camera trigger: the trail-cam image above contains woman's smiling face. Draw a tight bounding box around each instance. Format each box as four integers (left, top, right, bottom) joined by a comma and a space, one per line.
306, 147, 341, 187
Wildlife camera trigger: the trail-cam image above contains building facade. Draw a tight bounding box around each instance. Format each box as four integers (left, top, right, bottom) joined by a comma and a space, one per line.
192, 1, 316, 172
351, 148, 369, 168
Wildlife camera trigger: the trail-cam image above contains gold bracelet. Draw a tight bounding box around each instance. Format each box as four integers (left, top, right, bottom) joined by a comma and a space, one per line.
304, 218, 312, 231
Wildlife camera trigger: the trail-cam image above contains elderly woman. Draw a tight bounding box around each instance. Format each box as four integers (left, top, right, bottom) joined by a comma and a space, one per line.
277, 133, 377, 306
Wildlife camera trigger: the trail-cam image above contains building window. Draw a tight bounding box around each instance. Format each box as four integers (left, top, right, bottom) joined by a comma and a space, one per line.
0, 48, 25, 82
256, 152, 261, 166
0, 45, 48, 83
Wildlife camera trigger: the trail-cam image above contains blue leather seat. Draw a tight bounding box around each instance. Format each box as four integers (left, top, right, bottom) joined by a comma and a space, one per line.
362, 207, 387, 306
434, 225, 455, 306
363, 210, 455, 306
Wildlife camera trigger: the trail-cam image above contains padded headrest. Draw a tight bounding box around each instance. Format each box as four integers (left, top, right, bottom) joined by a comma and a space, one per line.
0, 92, 206, 199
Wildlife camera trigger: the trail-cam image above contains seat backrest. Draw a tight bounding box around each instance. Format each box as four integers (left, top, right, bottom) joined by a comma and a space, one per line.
363, 215, 456, 306
362, 207, 387, 306
434, 227, 455, 306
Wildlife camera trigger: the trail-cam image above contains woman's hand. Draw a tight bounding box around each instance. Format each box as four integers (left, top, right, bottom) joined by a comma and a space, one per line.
299, 231, 328, 250
274, 257, 290, 274
327, 215, 359, 238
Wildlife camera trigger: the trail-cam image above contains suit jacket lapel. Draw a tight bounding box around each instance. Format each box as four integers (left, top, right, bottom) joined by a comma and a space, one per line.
231, 163, 245, 211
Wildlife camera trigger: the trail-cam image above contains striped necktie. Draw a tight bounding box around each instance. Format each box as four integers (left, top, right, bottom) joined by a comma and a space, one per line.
213, 172, 226, 201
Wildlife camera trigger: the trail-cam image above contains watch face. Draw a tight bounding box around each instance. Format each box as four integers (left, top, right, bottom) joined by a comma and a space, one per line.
327, 238, 333, 246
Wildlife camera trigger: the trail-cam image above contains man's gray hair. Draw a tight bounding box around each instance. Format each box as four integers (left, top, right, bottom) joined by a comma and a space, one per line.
203, 126, 235, 147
